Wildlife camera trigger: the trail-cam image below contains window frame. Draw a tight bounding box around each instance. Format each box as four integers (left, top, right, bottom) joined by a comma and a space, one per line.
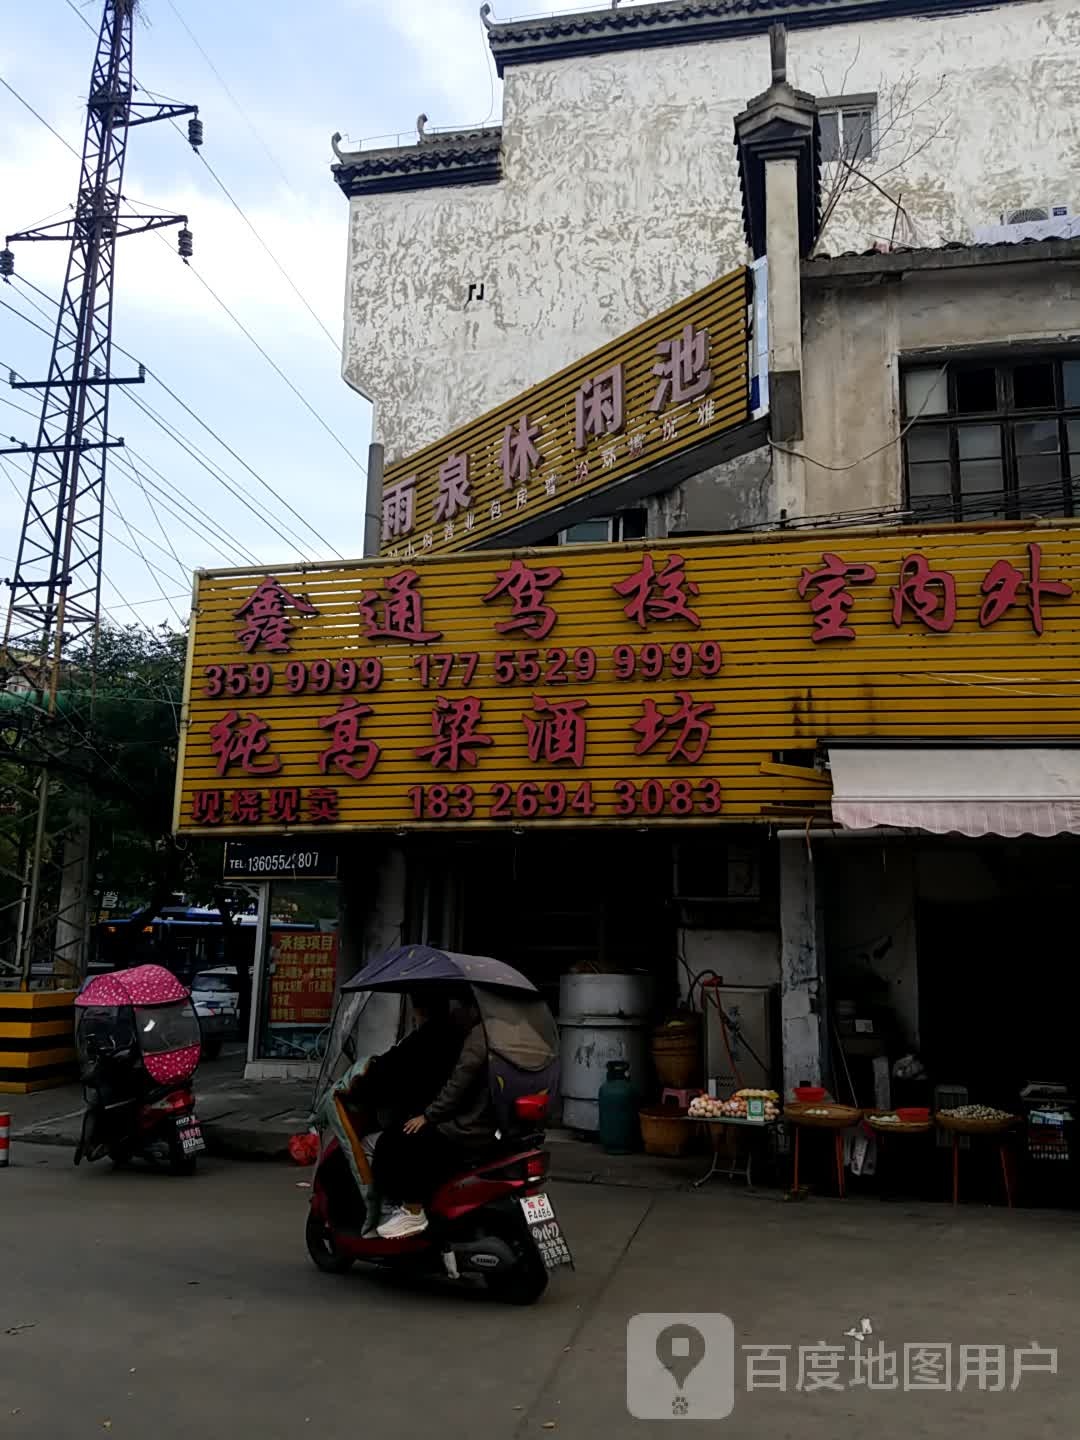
557, 508, 648, 546
817, 93, 879, 165
901, 354, 1080, 522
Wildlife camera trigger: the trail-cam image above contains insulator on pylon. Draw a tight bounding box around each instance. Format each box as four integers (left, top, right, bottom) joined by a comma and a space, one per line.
188, 116, 204, 149
0, 248, 13, 279
178, 227, 193, 260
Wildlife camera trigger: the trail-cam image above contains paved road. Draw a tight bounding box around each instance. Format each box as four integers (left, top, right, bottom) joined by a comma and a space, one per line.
0, 1149, 1074, 1438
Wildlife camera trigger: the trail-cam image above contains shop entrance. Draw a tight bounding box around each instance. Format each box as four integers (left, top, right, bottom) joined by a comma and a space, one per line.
917, 892, 1079, 1103
452, 831, 675, 1015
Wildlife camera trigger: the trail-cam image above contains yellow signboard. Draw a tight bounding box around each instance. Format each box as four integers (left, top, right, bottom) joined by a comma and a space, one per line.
175, 523, 1080, 834
379, 267, 750, 558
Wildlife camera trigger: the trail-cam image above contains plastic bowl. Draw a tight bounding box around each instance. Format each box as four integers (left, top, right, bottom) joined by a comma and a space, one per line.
896, 1106, 930, 1123
794, 1086, 826, 1103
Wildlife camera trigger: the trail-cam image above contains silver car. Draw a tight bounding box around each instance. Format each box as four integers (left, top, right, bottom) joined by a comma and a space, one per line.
191, 967, 240, 1059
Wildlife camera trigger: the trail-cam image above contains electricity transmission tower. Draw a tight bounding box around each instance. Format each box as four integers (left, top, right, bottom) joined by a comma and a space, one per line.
0, 0, 200, 988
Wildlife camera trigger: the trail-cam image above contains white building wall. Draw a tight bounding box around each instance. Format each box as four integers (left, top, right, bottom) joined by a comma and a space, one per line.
343, 0, 1080, 464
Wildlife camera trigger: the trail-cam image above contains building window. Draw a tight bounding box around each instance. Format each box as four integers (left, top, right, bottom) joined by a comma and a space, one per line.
818, 95, 877, 164
558, 508, 648, 545
902, 356, 1080, 521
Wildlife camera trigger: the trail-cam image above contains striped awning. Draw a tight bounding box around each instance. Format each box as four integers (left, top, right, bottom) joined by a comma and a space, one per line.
829, 748, 1080, 838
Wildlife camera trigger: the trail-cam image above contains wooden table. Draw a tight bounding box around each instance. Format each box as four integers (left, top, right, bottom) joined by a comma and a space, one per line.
687, 1116, 778, 1189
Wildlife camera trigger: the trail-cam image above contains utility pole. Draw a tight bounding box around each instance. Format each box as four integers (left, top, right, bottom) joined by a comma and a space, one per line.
0, 0, 201, 989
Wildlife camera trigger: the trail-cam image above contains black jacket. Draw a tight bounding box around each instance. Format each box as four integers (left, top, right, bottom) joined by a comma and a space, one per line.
423, 1022, 495, 1147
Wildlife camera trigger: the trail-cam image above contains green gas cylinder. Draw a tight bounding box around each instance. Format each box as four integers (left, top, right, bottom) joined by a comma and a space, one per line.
598, 1060, 641, 1154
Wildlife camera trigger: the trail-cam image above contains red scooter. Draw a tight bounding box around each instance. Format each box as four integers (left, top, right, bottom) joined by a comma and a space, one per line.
304, 946, 572, 1305
74, 964, 206, 1174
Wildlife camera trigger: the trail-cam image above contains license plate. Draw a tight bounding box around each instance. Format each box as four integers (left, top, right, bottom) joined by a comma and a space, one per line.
176, 1117, 205, 1155
520, 1192, 555, 1223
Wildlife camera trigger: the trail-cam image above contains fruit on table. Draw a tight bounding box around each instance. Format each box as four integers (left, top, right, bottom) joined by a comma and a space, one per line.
688, 1092, 780, 1120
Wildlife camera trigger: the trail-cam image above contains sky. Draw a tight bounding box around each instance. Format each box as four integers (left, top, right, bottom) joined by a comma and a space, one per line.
0, 0, 592, 632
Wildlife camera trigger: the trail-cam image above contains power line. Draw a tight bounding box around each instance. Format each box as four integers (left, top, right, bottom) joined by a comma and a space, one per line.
0, 74, 81, 160
5, 76, 365, 539
181, 260, 368, 480
117, 446, 259, 567
1, 360, 256, 568
182, 141, 340, 353
11, 272, 348, 554
2, 453, 189, 592
3, 286, 324, 560
164, 0, 302, 202
123, 386, 320, 559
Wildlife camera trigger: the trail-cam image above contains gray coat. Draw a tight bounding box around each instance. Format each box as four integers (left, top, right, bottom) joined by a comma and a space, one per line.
423, 1022, 495, 1148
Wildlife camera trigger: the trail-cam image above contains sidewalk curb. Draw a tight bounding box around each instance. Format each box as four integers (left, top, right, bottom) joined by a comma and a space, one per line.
14, 1126, 702, 1190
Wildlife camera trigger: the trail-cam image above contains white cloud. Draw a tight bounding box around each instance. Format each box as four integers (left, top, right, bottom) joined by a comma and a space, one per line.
344, 0, 595, 132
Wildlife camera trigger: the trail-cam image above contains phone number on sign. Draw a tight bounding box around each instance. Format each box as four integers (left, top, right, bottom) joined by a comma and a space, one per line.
407, 778, 723, 821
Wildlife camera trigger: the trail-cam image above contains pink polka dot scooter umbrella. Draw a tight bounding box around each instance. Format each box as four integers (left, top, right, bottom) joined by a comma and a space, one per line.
77, 964, 202, 1085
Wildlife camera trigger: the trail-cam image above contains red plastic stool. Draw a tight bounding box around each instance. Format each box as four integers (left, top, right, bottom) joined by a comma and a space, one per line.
661, 1088, 703, 1111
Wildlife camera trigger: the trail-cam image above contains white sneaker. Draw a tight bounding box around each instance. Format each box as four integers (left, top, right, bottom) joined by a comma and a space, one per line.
376, 1206, 429, 1239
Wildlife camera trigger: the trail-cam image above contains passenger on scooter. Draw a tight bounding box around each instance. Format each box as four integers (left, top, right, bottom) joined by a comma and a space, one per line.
344, 988, 463, 1127
374, 996, 496, 1239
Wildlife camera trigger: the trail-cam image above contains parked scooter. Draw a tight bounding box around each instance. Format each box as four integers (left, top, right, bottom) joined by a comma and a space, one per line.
305, 946, 572, 1305
74, 964, 206, 1174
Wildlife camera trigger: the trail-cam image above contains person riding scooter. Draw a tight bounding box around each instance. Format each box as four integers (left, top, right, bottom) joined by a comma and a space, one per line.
305, 946, 570, 1304
372, 995, 495, 1238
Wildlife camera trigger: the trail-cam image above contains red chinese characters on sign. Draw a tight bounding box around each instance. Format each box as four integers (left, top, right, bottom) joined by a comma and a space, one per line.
798, 545, 1074, 639
482, 559, 564, 640
575, 364, 624, 450
632, 693, 715, 763
234, 577, 319, 654
797, 553, 878, 642
650, 322, 712, 412
227, 790, 262, 824
614, 553, 702, 630
318, 698, 380, 781
189, 787, 340, 827
523, 696, 589, 767
191, 790, 223, 825
416, 696, 493, 771
358, 568, 443, 644
308, 787, 340, 823
891, 553, 958, 633
979, 542, 1073, 635
434, 452, 471, 523
268, 930, 338, 1028
382, 476, 417, 541
268, 787, 302, 824
208, 711, 282, 777
499, 414, 543, 490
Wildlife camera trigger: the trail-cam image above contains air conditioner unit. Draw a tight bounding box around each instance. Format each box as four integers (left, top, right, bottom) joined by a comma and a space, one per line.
975, 204, 1079, 246
999, 202, 1069, 225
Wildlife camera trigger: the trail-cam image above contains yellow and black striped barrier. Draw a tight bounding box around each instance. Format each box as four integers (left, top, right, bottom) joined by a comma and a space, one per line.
0, 991, 78, 1093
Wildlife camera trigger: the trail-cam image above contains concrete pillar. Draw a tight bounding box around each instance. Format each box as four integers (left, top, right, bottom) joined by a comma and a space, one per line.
54, 811, 90, 988
733, 27, 819, 522
763, 157, 808, 519
778, 834, 825, 1093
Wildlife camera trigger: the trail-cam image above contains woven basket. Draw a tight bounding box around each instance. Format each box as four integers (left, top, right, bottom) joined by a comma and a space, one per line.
651, 1021, 701, 1090
639, 1105, 696, 1157
865, 1115, 934, 1135
935, 1112, 1018, 1135
785, 1103, 863, 1129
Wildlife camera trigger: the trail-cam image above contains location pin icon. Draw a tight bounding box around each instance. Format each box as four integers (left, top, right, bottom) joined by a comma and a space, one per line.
656, 1323, 707, 1392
